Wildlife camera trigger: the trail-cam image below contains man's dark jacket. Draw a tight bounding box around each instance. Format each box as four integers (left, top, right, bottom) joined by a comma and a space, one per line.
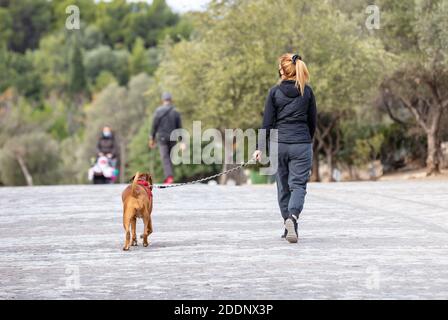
151, 105, 182, 142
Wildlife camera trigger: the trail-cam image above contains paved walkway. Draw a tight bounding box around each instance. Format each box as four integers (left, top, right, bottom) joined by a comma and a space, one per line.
0, 181, 447, 299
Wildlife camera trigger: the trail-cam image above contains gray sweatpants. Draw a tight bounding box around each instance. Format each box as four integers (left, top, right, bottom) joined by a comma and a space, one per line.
276, 143, 313, 220
158, 140, 176, 178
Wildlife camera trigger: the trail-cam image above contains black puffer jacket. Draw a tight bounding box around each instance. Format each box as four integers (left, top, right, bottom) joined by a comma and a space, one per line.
261, 80, 317, 146
97, 134, 117, 156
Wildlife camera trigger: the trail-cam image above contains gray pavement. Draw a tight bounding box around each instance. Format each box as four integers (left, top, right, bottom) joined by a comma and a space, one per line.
0, 181, 447, 299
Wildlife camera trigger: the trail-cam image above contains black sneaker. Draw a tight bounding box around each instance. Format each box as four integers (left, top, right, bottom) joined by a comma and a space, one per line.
285, 215, 298, 243
281, 228, 287, 239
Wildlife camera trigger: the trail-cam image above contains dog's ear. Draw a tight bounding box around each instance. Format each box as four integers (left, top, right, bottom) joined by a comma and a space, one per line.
146, 174, 153, 186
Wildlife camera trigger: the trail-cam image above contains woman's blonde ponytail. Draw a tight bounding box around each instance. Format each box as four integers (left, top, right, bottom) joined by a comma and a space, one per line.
279, 53, 310, 96
295, 59, 309, 96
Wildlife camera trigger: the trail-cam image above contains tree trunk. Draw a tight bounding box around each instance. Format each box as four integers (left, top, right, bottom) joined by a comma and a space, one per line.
426, 130, 441, 176
310, 145, 320, 182
325, 149, 334, 182
348, 165, 357, 181
395, 90, 445, 176
16, 154, 33, 186
119, 141, 126, 183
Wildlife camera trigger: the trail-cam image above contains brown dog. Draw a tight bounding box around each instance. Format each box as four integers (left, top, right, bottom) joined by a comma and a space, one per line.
121, 172, 153, 251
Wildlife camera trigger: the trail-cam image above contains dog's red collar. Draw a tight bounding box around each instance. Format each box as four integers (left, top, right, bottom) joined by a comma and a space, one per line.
137, 180, 152, 199
137, 180, 149, 187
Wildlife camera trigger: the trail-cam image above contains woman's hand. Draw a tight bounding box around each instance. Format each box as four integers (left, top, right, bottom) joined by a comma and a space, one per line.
253, 150, 262, 162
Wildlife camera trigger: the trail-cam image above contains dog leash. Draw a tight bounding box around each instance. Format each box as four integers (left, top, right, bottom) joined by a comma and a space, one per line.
153, 158, 257, 189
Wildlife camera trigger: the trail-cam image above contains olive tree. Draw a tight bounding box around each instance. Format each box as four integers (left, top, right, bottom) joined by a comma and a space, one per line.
379, 0, 448, 175
154, 0, 386, 180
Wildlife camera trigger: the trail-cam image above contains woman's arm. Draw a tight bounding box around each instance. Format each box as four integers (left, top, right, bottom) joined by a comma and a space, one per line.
255, 87, 276, 159
307, 87, 317, 139
262, 87, 276, 132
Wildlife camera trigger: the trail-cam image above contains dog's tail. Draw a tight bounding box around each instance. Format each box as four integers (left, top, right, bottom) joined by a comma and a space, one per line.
131, 172, 139, 197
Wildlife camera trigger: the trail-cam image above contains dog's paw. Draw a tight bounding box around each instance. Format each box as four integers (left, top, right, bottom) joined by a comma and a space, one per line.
123, 246, 130, 251
131, 240, 138, 246
143, 242, 149, 247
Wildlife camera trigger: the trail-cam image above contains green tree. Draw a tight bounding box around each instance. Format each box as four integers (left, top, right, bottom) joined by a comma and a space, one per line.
92, 70, 117, 93
84, 45, 130, 86
123, 0, 179, 48
0, 49, 42, 99
30, 32, 69, 96
380, 0, 448, 175
0, 93, 62, 186
94, 0, 181, 49
0, 7, 12, 48
2, 0, 54, 53
129, 37, 151, 76
68, 44, 87, 97
162, 14, 194, 43
81, 25, 104, 50
154, 0, 387, 180
0, 132, 61, 186
0, 0, 201, 186
95, 0, 130, 47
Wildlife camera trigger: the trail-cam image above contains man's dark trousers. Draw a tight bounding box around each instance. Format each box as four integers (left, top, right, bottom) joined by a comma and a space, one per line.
276, 143, 313, 220
158, 140, 176, 178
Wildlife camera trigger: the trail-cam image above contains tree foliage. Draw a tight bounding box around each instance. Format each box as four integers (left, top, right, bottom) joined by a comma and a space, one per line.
0, 0, 191, 186
154, 0, 387, 181
0, 0, 446, 185
380, 0, 448, 175
1, 0, 54, 53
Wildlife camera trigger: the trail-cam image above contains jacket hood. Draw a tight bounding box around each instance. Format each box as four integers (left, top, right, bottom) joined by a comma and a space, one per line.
278, 80, 301, 98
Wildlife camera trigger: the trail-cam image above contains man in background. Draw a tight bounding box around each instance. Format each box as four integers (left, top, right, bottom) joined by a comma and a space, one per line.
149, 92, 183, 184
